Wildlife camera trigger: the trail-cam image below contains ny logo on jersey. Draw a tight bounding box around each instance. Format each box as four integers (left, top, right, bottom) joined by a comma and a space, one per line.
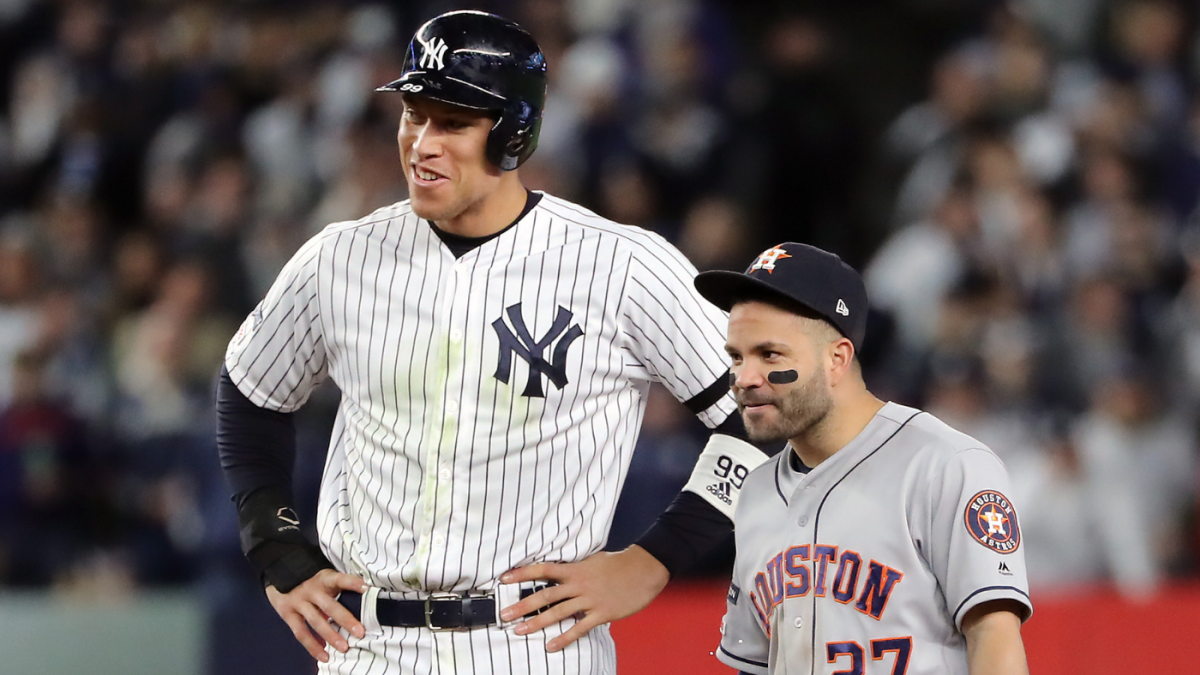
493, 303, 584, 398
417, 35, 448, 70
749, 246, 792, 273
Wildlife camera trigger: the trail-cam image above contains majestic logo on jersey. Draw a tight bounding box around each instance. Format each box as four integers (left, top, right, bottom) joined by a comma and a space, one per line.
965, 490, 1020, 554
749, 544, 904, 636
493, 303, 584, 398
417, 35, 448, 70
749, 246, 792, 273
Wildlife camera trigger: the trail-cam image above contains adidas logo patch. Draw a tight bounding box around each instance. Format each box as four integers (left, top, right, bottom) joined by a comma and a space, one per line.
706, 481, 733, 505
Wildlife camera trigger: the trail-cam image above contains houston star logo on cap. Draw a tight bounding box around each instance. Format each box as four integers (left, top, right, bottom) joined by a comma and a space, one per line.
749, 246, 792, 273
694, 241, 870, 351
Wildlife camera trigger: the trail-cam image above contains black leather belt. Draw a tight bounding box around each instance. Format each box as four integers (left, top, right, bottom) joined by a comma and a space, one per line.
339, 585, 550, 631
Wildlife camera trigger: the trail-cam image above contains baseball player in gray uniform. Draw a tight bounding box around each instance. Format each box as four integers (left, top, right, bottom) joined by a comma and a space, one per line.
214, 11, 769, 674
693, 243, 1032, 675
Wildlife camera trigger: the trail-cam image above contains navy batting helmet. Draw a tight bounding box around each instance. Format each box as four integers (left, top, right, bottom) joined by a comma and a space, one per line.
377, 11, 548, 171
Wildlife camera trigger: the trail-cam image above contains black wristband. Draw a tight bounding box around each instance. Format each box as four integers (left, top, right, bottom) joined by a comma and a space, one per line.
248, 539, 335, 593
634, 491, 733, 578
236, 486, 333, 593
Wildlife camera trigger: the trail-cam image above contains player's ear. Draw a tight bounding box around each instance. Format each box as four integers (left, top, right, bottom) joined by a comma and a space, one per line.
826, 337, 856, 386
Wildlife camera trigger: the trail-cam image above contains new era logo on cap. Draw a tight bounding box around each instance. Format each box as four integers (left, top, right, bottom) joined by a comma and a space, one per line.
836, 299, 849, 316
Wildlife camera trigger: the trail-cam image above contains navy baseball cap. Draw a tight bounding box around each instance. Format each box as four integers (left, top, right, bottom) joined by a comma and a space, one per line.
694, 243, 869, 351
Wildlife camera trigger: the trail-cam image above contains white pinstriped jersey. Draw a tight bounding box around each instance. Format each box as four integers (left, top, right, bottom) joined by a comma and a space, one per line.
717, 403, 1032, 675
224, 193, 737, 673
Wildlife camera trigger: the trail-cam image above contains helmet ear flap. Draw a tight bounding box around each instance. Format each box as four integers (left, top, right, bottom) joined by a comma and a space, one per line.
486, 113, 541, 171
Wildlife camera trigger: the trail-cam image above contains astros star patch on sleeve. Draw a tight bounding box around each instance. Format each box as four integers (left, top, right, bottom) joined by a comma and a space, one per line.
964, 490, 1020, 554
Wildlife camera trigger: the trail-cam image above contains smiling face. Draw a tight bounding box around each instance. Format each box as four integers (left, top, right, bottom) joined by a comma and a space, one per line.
398, 95, 506, 228
726, 301, 838, 444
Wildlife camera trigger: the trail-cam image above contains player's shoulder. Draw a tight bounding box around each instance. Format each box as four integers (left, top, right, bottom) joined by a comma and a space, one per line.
743, 449, 790, 500
318, 201, 414, 238
300, 201, 416, 260
885, 403, 1002, 465
745, 451, 781, 485
534, 193, 688, 261
733, 451, 791, 522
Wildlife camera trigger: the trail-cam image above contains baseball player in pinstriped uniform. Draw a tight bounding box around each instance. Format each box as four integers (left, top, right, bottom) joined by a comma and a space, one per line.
693, 243, 1032, 674
215, 11, 768, 673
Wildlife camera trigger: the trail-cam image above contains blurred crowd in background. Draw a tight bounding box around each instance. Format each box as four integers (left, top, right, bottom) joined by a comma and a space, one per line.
2, 0, 1200, 668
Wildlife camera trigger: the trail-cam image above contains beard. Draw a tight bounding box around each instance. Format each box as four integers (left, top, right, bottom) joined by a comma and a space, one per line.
738, 367, 833, 444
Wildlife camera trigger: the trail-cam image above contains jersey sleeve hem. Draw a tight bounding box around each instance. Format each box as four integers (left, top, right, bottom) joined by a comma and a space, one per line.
683, 370, 732, 415
223, 356, 301, 413
716, 645, 768, 674
696, 394, 739, 429
952, 585, 1034, 630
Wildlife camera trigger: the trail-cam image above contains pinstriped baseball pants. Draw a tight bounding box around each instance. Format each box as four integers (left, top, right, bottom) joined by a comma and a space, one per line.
319, 622, 617, 674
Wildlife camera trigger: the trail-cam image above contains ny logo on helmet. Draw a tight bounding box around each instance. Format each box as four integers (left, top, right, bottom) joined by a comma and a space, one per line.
417, 35, 448, 70
492, 303, 583, 398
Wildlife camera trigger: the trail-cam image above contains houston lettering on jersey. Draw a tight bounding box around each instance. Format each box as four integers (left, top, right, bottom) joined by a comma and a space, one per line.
749, 544, 904, 635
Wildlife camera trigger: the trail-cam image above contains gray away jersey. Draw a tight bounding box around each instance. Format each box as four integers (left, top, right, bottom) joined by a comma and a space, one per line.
224, 193, 737, 673
718, 402, 1032, 675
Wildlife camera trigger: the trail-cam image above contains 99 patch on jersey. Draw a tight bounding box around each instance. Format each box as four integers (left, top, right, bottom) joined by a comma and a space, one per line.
964, 490, 1020, 554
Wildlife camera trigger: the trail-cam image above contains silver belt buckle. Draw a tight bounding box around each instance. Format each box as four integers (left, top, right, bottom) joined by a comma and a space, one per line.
424, 592, 461, 631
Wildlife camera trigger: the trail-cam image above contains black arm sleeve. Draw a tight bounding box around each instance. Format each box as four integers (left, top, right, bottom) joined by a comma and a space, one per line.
216, 364, 332, 591
635, 491, 734, 578
216, 364, 297, 505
